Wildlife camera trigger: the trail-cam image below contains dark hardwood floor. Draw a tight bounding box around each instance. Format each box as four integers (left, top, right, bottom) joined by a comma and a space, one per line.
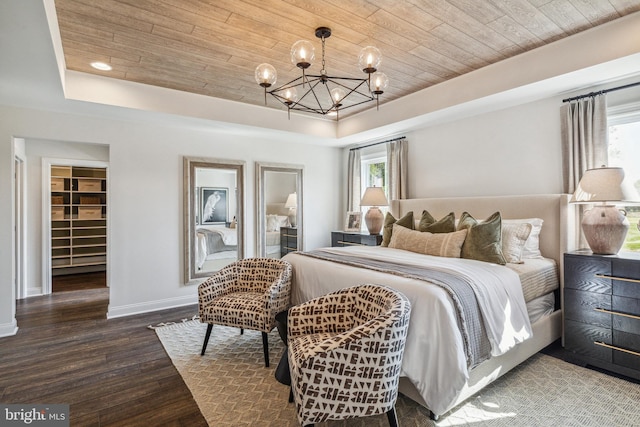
0, 272, 207, 426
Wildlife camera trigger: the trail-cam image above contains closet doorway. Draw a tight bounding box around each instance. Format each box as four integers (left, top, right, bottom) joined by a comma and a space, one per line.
45, 160, 109, 295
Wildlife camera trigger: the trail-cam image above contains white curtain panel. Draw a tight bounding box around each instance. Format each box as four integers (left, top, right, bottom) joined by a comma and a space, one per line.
387, 138, 408, 202
560, 95, 608, 249
347, 149, 361, 212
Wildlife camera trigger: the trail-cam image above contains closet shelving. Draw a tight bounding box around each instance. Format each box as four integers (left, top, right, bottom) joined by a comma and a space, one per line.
50, 165, 107, 275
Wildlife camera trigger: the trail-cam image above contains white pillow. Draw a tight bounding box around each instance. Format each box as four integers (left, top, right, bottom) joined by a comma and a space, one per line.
503, 218, 544, 259
501, 222, 532, 264
266, 214, 278, 232
276, 215, 290, 228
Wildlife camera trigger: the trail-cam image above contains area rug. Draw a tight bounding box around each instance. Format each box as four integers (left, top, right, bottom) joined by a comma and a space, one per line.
155, 320, 640, 426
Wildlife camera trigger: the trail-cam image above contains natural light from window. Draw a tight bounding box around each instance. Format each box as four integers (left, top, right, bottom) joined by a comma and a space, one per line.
608, 119, 640, 252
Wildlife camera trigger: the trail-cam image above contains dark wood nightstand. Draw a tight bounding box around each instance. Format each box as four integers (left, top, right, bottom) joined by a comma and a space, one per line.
280, 226, 297, 257
563, 250, 640, 381
331, 231, 382, 247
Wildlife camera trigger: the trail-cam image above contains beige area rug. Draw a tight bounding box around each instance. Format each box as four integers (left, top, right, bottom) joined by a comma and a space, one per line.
155, 320, 640, 427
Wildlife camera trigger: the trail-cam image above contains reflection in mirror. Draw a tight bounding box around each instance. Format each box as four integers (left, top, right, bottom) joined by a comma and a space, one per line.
256, 162, 303, 259
184, 157, 245, 284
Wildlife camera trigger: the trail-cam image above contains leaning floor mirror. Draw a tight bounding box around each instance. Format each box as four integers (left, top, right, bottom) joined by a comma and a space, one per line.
255, 162, 303, 259
184, 156, 245, 284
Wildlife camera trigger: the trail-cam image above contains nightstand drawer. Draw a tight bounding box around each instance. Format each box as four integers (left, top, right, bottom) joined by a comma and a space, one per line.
564, 288, 611, 328
331, 231, 382, 247
612, 330, 640, 370
565, 319, 612, 362
564, 255, 611, 293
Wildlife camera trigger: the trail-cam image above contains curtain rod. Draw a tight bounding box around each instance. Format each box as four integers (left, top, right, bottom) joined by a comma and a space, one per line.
349, 136, 405, 152
562, 80, 640, 103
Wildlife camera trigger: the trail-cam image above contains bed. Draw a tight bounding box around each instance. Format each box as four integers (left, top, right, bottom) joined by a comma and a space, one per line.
283, 194, 576, 418
265, 203, 292, 258
195, 225, 237, 269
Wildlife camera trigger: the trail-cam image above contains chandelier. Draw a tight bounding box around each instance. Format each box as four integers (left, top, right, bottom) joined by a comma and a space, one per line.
254, 27, 389, 120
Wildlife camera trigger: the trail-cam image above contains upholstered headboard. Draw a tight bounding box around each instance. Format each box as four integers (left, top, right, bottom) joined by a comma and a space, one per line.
390, 194, 575, 267
266, 203, 289, 216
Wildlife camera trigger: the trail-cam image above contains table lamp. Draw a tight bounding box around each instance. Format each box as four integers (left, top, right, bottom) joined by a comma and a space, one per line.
285, 192, 297, 227
570, 167, 639, 254
361, 187, 388, 235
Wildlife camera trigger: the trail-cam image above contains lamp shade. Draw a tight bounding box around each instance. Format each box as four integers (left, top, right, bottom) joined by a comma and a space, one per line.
361, 187, 388, 206
570, 167, 639, 204
285, 192, 297, 208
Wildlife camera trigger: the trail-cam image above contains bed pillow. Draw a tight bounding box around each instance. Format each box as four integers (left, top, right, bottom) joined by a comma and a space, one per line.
381, 211, 414, 247
418, 210, 456, 233
457, 211, 506, 265
501, 222, 532, 264
504, 218, 544, 259
266, 214, 278, 232
276, 215, 290, 228
389, 224, 467, 258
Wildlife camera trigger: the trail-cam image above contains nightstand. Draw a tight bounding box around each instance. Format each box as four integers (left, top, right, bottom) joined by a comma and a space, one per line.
331, 231, 382, 247
280, 226, 297, 257
563, 250, 640, 380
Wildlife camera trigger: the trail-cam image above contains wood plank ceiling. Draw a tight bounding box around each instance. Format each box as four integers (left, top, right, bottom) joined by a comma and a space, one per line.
54, 0, 640, 118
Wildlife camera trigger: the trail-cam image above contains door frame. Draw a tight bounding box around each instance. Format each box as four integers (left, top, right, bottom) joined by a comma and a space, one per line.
14, 154, 26, 300
42, 158, 110, 294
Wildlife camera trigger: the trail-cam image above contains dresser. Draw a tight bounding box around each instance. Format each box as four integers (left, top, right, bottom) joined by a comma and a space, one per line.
331, 231, 382, 247
280, 226, 298, 257
563, 250, 640, 380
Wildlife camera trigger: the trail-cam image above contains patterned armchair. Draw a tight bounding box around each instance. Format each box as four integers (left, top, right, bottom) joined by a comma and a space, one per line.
198, 258, 292, 367
287, 284, 411, 427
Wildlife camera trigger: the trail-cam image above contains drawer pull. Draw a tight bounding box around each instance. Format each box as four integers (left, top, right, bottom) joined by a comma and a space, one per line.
594, 341, 640, 357
594, 308, 640, 321
595, 274, 640, 285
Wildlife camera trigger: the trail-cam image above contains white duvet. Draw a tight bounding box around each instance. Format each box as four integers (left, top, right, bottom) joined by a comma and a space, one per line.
284, 245, 532, 416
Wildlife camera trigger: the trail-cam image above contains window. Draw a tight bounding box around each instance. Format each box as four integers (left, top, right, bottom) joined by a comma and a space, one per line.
608, 105, 640, 252
359, 151, 388, 231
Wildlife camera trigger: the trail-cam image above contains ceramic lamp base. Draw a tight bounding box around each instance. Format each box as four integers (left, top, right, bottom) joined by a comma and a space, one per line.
582, 205, 629, 255
365, 207, 383, 235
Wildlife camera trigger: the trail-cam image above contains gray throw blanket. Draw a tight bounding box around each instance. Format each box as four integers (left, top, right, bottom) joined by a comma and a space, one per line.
298, 249, 491, 368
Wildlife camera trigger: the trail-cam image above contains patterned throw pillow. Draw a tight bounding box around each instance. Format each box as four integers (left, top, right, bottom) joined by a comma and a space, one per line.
418, 210, 456, 233
457, 211, 506, 265
381, 211, 414, 247
389, 224, 467, 258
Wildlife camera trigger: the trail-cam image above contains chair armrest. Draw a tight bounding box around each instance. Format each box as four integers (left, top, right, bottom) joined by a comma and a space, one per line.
264, 264, 292, 318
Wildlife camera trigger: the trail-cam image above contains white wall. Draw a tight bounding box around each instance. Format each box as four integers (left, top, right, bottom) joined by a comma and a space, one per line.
0, 105, 341, 334
405, 96, 564, 198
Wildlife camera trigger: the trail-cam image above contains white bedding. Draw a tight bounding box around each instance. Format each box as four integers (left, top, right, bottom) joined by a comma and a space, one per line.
285, 245, 533, 415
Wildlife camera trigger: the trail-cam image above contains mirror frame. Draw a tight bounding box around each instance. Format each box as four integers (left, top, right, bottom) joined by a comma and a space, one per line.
255, 162, 304, 258
184, 156, 245, 285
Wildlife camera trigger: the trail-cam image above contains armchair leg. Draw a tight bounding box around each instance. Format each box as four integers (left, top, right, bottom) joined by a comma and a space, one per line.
386, 407, 399, 427
262, 332, 269, 367
240, 328, 244, 335
201, 324, 213, 356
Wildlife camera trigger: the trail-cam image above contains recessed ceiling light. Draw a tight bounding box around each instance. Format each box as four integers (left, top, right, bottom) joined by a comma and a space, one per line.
90, 61, 112, 71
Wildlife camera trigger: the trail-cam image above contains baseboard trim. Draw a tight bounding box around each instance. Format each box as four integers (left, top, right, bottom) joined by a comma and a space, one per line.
107, 294, 198, 319
0, 319, 19, 338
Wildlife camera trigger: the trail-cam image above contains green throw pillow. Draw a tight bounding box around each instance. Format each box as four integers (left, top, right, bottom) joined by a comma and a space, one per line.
418, 210, 456, 233
381, 211, 414, 247
457, 211, 506, 265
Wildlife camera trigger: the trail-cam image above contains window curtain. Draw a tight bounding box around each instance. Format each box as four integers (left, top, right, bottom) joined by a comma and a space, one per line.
561, 95, 608, 248
387, 138, 408, 202
347, 149, 361, 212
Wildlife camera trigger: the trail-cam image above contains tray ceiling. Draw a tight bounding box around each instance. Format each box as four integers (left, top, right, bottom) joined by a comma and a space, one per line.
54, 0, 640, 119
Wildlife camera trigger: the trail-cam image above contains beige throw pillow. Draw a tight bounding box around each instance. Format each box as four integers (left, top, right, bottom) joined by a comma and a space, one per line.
389, 224, 467, 258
